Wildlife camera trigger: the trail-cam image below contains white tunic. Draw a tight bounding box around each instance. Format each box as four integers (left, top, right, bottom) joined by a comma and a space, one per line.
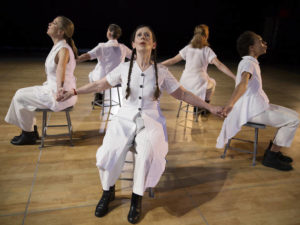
179, 45, 216, 99
216, 56, 269, 148
88, 40, 132, 82
96, 62, 180, 188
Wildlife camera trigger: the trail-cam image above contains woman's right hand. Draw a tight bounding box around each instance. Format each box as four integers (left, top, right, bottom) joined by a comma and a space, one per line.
56, 90, 74, 102
208, 105, 224, 117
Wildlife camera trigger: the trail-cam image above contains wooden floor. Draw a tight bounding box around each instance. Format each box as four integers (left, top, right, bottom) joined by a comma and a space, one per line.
0, 58, 300, 225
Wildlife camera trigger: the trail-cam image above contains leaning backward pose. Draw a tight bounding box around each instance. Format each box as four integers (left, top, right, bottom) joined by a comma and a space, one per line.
57, 25, 222, 224
5, 16, 78, 145
217, 31, 299, 171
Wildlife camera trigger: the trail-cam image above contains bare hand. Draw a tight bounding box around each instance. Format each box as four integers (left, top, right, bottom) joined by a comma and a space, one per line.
56, 87, 64, 100
56, 90, 74, 102
221, 105, 233, 117
209, 105, 224, 118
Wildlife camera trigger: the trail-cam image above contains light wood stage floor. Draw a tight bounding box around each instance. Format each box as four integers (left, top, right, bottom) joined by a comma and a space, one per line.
0, 58, 300, 225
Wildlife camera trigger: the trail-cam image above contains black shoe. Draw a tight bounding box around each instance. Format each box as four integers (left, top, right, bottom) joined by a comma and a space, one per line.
12, 126, 39, 143
95, 186, 115, 217
34, 125, 40, 140
127, 193, 142, 224
11, 130, 37, 145
264, 141, 293, 163
262, 150, 293, 171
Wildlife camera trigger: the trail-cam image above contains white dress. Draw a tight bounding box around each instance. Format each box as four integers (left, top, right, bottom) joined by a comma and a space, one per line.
179, 45, 216, 100
5, 39, 77, 131
96, 62, 180, 190
88, 40, 132, 82
216, 56, 269, 148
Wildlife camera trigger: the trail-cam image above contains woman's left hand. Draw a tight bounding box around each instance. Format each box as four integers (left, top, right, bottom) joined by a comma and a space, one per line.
209, 105, 224, 117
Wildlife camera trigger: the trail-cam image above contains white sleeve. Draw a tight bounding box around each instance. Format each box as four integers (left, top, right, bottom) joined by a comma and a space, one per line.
160, 68, 181, 94
88, 43, 103, 60
122, 44, 132, 59
105, 64, 123, 86
206, 47, 217, 64
179, 45, 189, 60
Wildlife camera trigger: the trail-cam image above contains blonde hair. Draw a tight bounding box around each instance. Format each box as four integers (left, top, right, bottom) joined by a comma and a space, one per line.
190, 24, 210, 49
57, 16, 78, 58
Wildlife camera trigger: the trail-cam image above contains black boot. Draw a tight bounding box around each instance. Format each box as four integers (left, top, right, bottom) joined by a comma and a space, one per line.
12, 125, 39, 142
95, 185, 115, 217
11, 130, 37, 145
127, 193, 142, 224
262, 149, 293, 171
264, 141, 293, 163
34, 125, 40, 140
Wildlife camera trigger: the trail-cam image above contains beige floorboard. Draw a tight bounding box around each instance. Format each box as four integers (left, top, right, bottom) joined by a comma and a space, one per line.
0, 58, 299, 225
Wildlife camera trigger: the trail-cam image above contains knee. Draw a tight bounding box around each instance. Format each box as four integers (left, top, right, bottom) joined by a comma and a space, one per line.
13, 89, 25, 103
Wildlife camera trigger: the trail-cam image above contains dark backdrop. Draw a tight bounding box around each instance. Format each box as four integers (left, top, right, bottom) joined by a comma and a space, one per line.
1, 0, 300, 65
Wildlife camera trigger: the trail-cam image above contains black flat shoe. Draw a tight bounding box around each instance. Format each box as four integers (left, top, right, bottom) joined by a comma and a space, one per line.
127, 193, 142, 224
95, 185, 115, 217
264, 141, 293, 163
262, 150, 293, 171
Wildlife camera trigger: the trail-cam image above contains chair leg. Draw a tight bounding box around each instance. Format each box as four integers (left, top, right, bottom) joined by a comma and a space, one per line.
148, 187, 154, 198
40, 111, 47, 149
252, 128, 259, 166
185, 104, 189, 118
65, 111, 73, 146
92, 93, 96, 109
117, 86, 121, 107
221, 138, 231, 158
195, 106, 199, 122
177, 101, 182, 118
101, 91, 105, 116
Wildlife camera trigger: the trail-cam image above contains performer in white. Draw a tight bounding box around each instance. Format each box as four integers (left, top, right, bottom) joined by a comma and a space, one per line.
161, 24, 235, 113
58, 25, 222, 224
77, 24, 131, 104
217, 31, 299, 171
5, 16, 78, 145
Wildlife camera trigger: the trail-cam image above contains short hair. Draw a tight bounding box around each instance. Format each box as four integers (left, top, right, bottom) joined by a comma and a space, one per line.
108, 24, 122, 39
236, 31, 257, 57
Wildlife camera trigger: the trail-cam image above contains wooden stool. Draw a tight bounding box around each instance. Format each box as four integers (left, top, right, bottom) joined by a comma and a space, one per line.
221, 122, 266, 166
35, 106, 74, 149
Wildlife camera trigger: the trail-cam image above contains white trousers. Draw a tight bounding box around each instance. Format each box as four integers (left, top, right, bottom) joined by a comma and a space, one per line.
99, 116, 153, 196
5, 86, 52, 131
249, 104, 299, 147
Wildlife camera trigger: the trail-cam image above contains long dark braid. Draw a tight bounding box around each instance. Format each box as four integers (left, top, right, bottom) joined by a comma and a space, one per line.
152, 48, 161, 100
126, 25, 160, 100
125, 48, 136, 99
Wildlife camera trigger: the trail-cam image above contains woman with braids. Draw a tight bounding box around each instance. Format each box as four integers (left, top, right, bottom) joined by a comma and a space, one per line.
5, 16, 78, 145
76, 24, 132, 104
161, 24, 235, 114
57, 25, 222, 224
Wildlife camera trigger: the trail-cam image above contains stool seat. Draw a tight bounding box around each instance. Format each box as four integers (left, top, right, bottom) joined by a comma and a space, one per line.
35, 106, 74, 149
220, 122, 266, 166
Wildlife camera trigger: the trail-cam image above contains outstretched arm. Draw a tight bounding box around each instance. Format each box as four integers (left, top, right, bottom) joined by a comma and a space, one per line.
222, 72, 251, 116
211, 57, 236, 80
57, 77, 112, 102
56, 48, 69, 99
76, 53, 91, 63
170, 86, 223, 116
161, 54, 183, 66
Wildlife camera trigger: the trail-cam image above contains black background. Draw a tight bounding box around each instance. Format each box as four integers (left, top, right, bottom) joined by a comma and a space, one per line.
1, 0, 300, 65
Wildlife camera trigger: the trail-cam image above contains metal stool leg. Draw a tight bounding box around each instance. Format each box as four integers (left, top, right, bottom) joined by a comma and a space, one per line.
148, 187, 154, 198
252, 127, 259, 166
221, 138, 232, 158
195, 106, 199, 122
177, 101, 182, 118
117, 86, 121, 107
40, 110, 47, 149
185, 104, 189, 118
101, 90, 105, 116
65, 111, 73, 146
